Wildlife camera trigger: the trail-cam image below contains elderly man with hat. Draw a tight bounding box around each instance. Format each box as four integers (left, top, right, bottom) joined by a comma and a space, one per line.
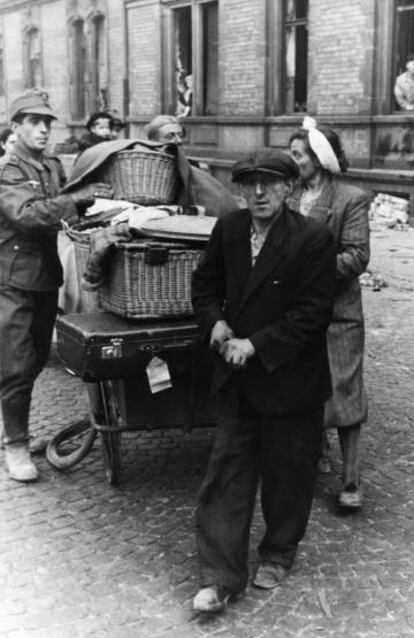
191, 149, 336, 613
0, 88, 112, 482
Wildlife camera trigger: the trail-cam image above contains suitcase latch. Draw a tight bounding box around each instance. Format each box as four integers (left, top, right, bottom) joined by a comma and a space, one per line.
101, 338, 123, 359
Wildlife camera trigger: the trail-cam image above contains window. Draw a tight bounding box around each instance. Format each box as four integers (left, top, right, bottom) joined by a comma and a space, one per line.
393, 0, 414, 110
90, 14, 107, 111
284, 0, 308, 113
174, 6, 192, 116
24, 28, 41, 89
169, 0, 218, 117
0, 35, 4, 97
70, 19, 87, 120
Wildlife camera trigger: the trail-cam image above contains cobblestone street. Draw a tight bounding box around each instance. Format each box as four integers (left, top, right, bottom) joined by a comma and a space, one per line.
0, 228, 413, 638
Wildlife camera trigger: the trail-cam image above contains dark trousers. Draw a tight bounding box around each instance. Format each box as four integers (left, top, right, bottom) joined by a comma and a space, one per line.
0, 285, 58, 444
196, 382, 323, 593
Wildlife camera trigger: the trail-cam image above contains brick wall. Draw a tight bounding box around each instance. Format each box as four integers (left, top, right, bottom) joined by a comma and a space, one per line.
127, 2, 162, 118
219, 0, 266, 116
308, 0, 375, 115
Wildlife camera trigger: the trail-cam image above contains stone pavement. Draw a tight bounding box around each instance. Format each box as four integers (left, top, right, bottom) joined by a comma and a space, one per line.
0, 228, 413, 638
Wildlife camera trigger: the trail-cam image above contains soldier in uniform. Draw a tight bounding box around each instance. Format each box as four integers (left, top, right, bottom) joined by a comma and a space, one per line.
0, 88, 113, 482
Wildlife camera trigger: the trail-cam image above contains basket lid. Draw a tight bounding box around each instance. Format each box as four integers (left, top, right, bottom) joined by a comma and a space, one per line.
137, 215, 217, 242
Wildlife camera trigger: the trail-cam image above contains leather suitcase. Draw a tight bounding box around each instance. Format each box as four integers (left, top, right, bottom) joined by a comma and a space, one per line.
55, 311, 216, 428
56, 312, 201, 382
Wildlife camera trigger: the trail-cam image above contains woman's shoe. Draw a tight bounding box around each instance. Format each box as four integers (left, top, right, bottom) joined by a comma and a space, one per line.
338, 484, 362, 510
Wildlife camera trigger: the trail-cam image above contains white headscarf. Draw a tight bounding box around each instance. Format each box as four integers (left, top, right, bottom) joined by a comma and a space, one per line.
302, 116, 341, 174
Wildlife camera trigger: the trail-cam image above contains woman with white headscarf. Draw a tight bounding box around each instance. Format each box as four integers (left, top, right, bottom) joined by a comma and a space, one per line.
288, 121, 370, 511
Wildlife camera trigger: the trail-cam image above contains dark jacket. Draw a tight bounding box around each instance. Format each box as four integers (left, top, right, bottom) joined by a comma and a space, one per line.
191, 205, 337, 416
0, 140, 79, 291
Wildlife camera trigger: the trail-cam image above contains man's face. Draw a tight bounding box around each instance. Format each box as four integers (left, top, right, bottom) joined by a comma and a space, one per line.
157, 123, 184, 145
12, 114, 52, 151
406, 60, 414, 75
240, 173, 290, 223
90, 118, 112, 139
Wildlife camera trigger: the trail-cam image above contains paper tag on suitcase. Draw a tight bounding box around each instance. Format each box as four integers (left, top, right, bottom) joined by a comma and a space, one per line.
146, 356, 172, 394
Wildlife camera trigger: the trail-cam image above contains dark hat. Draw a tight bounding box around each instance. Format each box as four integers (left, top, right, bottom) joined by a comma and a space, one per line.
9, 89, 58, 121
232, 149, 299, 183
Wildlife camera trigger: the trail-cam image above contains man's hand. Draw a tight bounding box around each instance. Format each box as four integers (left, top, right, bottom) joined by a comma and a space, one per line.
69, 182, 114, 205
220, 338, 255, 369
209, 320, 234, 351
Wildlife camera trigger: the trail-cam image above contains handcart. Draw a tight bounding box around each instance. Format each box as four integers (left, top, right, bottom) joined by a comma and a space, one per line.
49, 311, 217, 485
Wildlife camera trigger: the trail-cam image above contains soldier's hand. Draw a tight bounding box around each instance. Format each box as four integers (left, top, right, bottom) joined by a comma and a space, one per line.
209, 320, 234, 351
70, 182, 114, 205
220, 338, 255, 369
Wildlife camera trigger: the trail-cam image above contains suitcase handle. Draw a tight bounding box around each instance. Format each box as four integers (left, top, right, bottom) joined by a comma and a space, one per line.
139, 339, 195, 355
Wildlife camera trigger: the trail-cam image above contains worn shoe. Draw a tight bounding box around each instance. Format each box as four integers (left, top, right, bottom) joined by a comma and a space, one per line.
5, 443, 39, 482
252, 562, 289, 589
338, 484, 362, 510
193, 585, 233, 613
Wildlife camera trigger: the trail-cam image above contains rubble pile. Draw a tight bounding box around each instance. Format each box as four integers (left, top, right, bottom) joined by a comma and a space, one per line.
368, 193, 409, 230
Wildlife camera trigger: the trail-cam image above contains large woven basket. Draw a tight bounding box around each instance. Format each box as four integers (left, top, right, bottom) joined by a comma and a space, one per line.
99, 241, 204, 319
98, 149, 178, 205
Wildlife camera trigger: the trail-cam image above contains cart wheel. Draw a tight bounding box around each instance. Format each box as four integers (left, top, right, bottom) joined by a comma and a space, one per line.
46, 418, 97, 469
100, 430, 121, 485
98, 381, 121, 486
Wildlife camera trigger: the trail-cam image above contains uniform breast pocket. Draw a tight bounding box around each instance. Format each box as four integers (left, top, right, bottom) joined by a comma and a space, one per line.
8, 245, 43, 289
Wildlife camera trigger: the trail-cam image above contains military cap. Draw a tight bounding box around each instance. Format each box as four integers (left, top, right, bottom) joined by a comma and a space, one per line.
9, 89, 58, 121
232, 149, 299, 183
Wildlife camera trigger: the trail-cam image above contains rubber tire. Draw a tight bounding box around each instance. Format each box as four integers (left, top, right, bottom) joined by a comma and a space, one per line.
46, 418, 97, 470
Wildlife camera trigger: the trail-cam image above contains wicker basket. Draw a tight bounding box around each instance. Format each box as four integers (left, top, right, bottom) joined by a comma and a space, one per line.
98, 149, 178, 205
99, 241, 204, 319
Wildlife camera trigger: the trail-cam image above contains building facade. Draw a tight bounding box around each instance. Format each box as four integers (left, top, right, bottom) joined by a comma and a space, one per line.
0, 0, 413, 206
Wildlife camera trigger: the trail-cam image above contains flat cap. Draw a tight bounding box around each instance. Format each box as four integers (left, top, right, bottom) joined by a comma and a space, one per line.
9, 89, 58, 121
232, 149, 299, 183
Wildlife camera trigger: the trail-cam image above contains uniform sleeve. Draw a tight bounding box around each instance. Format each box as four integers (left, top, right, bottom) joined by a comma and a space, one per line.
250, 227, 336, 373
336, 190, 370, 280
0, 162, 79, 234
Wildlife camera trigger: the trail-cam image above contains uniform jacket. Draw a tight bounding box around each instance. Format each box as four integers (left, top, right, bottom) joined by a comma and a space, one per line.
191, 206, 337, 416
0, 140, 79, 291
288, 179, 370, 323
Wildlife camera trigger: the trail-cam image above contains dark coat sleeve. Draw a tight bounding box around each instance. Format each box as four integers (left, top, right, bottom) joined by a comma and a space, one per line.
249, 225, 336, 373
191, 218, 227, 339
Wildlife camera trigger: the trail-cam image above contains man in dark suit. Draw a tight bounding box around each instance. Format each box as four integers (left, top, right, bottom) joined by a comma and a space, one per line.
191, 149, 336, 613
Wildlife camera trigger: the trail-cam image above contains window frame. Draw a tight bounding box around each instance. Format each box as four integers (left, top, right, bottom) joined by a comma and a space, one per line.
283, 0, 308, 114
23, 26, 42, 90
68, 17, 88, 121
161, 0, 218, 117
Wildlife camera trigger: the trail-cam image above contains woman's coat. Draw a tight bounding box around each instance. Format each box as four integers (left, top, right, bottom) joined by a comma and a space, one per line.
288, 179, 370, 428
